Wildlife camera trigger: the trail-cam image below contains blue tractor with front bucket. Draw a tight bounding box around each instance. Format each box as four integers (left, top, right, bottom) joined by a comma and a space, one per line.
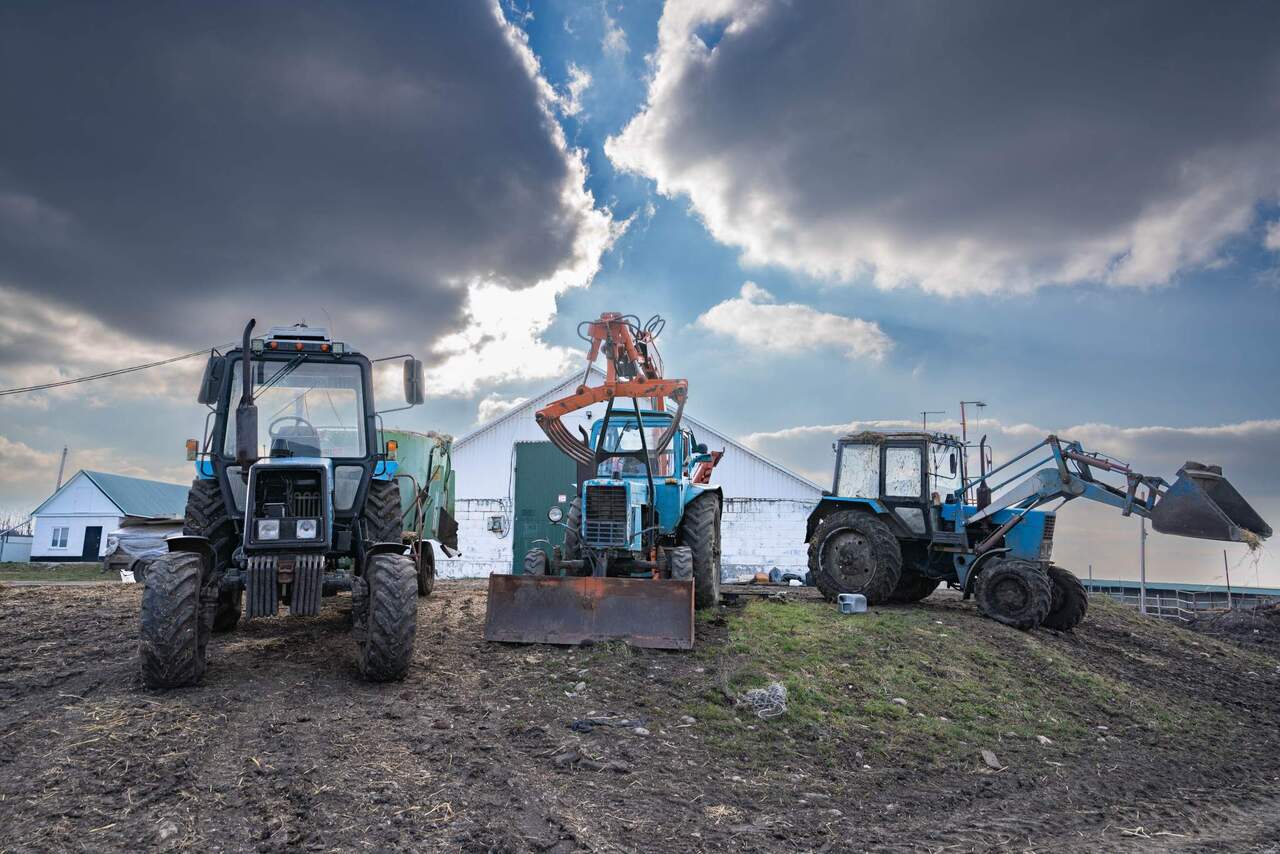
484, 313, 723, 650
138, 320, 458, 688
806, 430, 1271, 630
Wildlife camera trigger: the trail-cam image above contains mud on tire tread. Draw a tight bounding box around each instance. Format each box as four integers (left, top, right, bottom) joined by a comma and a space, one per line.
356, 554, 417, 682
1043, 564, 1088, 631
679, 494, 721, 609
363, 480, 403, 545
808, 510, 903, 605
139, 552, 208, 689
416, 545, 436, 596
523, 549, 548, 576
668, 546, 693, 581
563, 497, 583, 560
974, 558, 1052, 630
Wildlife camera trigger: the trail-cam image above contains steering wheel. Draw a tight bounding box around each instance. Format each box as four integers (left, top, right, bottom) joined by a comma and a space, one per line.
268, 415, 318, 439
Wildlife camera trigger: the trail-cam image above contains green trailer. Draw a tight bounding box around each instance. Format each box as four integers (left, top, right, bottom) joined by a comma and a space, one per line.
383, 428, 458, 596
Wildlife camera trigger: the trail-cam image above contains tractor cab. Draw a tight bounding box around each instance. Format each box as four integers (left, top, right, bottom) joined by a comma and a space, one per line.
826, 431, 967, 540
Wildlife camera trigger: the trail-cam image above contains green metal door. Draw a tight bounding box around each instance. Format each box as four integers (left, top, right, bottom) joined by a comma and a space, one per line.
512, 441, 578, 573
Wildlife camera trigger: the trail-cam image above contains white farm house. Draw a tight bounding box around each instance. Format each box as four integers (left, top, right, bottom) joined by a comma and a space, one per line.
435, 373, 822, 579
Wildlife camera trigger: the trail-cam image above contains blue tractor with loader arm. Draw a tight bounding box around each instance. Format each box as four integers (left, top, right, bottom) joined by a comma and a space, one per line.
138, 320, 458, 688
484, 313, 723, 650
806, 430, 1271, 630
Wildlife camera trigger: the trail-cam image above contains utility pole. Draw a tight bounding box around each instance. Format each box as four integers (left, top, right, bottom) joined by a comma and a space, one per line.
1139, 517, 1148, 615
959, 400, 987, 443
1223, 549, 1233, 611
921, 410, 945, 431
55, 446, 68, 491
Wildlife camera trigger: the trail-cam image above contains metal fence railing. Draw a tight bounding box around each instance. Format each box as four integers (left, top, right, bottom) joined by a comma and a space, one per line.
1084, 582, 1280, 622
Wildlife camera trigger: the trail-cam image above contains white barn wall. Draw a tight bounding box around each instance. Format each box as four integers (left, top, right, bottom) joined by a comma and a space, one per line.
438, 373, 822, 578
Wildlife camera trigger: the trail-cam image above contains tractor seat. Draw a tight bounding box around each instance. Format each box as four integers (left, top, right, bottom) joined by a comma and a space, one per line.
270, 425, 321, 458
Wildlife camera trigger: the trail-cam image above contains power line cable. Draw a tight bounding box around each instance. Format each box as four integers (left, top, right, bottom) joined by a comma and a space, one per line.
0, 344, 232, 397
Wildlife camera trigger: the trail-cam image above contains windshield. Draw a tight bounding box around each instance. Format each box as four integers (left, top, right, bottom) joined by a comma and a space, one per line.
224, 358, 368, 459
593, 416, 675, 478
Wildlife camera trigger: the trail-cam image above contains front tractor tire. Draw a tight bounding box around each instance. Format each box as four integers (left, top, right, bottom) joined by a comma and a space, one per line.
974, 559, 1052, 630
364, 480, 404, 545
1043, 565, 1088, 631
139, 552, 210, 689
808, 510, 903, 605
679, 494, 721, 609
183, 479, 240, 633
523, 549, 548, 576
354, 553, 418, 682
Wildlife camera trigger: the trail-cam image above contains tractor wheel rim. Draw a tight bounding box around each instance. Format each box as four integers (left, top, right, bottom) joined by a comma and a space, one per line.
827, 530, 874, 587
992, 577, 1029, 612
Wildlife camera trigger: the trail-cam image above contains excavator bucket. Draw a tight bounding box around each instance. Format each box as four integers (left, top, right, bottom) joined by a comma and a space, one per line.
484, 575, 694, 650
1151, 462, 1272, 543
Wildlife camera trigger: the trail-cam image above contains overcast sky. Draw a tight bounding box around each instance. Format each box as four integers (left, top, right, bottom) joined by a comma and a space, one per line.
1, 0, 1277, 586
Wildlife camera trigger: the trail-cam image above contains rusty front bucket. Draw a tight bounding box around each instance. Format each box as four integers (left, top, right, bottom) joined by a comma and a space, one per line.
483, 574, 694, 650
1151, 462, 1272, 543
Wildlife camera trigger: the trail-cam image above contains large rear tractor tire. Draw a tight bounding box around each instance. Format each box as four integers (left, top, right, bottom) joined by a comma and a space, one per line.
354, 553, 418, 682
889, 571, 942, 604
416, 544, 436, 597
679, 494, 721, 609
184, 479, 240, 633
1043, 565, 1088, 631
363, 480, 404, 545
139, 552, 210, 689
974, 559, 1052, 630
808, 510, 902, 605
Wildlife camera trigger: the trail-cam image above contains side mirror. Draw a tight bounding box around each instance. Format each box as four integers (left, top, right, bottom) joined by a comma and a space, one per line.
949, 453, 957, 475
404, 358, 425, 405
197, 355, 224, 404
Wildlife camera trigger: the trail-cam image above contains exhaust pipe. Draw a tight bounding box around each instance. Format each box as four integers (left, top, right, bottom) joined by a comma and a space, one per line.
235, 319, 259, 472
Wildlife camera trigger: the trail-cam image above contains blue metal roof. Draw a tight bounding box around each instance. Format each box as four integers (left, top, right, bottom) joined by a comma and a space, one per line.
31, 470, 189, 519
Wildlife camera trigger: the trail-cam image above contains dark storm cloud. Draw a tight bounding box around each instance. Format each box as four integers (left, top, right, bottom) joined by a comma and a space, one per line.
609, 0, 1280, 293
0, 1, 600, 355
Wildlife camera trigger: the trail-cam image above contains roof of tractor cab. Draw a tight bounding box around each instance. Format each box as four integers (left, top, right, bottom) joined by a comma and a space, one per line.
839, 430, 961, 445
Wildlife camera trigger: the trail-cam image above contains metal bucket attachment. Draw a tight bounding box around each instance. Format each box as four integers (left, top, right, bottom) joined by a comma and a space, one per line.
1151, 462, 1272, 543
484, 574, 694, 650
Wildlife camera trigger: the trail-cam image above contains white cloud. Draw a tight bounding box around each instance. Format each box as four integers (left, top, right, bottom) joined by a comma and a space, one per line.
1265, 220, 1280, 253
0, 434, 191, 511
558, 63, 592, 117
608, 1, 1280, 294
602, 5, 629, 58
477, 393, 530, 424
696, 282, 892, 360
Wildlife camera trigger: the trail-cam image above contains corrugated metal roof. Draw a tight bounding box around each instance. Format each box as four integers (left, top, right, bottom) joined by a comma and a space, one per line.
78, 470, 189, 519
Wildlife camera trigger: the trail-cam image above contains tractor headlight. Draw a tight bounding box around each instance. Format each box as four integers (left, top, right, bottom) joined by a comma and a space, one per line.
296, 518, 319, 539
257, 519, 280, 540
547, 506, 564, 523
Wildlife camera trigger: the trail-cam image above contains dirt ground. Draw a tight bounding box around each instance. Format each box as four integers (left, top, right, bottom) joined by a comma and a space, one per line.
1, 580, 1279, 853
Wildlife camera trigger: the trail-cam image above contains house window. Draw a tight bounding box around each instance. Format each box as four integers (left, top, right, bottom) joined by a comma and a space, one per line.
50, 526, 69, 549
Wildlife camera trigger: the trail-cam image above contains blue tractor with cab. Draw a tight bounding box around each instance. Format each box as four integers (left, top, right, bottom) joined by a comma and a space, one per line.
484, 313, 723, 650
139, 320, 457, 688
806, 430, 1270, 630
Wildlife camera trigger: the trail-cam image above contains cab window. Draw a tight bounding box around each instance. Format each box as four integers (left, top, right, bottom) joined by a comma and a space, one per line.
884, 446, 924, 498
837, 444, 879, 498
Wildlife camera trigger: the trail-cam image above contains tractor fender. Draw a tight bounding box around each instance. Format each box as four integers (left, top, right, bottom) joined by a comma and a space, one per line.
682, 484, 722, 511
804, 497, 887, 542
958, 548, 1010, 598
365, 541, 408, 559
165, 534, 218, 580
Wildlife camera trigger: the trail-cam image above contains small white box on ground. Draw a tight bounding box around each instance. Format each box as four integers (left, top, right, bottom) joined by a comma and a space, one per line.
838, 593, 867, 614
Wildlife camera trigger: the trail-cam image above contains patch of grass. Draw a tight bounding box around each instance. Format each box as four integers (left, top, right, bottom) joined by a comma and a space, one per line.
0, 563, 109, 582
686, 598, 1227, 768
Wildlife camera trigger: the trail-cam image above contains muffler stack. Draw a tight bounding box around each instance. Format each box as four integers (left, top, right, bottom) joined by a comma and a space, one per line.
1150, 462, 1272, 543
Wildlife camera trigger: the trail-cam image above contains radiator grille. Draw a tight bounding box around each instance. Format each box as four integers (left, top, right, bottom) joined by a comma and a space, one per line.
291, 491, 321, 518
584, 485, 628, 547
1040, 515, 1056, 560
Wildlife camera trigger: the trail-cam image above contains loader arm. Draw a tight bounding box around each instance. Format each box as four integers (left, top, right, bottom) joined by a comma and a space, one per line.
961, 435, 1270, 549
